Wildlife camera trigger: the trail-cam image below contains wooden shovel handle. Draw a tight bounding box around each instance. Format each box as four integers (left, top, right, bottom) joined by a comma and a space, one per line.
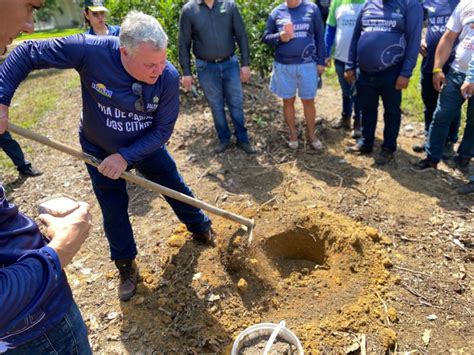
8, 123, 255, 229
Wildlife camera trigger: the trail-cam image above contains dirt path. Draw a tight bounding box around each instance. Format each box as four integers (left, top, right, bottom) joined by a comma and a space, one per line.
2, 69, 472, 354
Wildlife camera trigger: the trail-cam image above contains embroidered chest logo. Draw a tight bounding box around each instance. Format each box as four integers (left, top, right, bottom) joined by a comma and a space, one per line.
92, 82, 113, 99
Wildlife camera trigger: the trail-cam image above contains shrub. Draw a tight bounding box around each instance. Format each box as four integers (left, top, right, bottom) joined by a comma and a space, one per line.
106, 0, 281, 76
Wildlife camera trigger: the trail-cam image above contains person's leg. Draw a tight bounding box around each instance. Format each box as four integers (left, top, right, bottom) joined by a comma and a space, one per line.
135, 146, 211, 234
270, 62, 298, 146
425, 70, 466, 163
85, 164, 136, 260
196, 59, 231, 145
222, 57, 249, 144
354, 70, 379, 151
7, 302, 92, 355
301, 98, 316, 142
298, 62, 319, 146
380, 68, 402, 153
332, 60, 352, 128
0, 131, 28, 169
457, 96, 474, 160
283, 97, 298, 142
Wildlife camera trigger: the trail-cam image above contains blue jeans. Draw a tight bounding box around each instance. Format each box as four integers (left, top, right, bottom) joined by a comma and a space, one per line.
6, 302, 91, 355
426, 69, 474, 162
196, 56, 249, 144
0, 131, 29, 170
86, 146, 211, 260
420, 71, 459, 142
356, 66, 402, 152
335, 59, 360, 120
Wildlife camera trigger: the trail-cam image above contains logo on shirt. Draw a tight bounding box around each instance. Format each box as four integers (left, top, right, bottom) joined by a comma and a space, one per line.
92, 82, 113, 99
153, 96, 160, 104
220, 4, 226, 13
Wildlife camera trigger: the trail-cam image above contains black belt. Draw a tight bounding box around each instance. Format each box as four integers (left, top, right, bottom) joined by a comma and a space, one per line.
198, 55, 233, 64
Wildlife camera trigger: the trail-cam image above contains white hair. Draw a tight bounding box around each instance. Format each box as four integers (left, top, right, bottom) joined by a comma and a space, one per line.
119, 11, 168, 53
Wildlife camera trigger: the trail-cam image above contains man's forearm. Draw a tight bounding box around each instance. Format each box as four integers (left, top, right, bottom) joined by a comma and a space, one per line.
434, 30, 458, 69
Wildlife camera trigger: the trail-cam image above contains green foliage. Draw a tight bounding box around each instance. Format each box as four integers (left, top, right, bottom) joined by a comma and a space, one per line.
35, 0, 59, 22
106, 0, 280, 76
19, 28, 82, 40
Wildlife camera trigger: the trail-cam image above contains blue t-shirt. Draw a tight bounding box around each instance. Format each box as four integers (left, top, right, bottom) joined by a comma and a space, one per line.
422, 0, 459, 73
346, 0, 423, 77
0, 185, 72, 350
0, 35, 180, 165
86, 24, 121, 37
262, 0, 326, 65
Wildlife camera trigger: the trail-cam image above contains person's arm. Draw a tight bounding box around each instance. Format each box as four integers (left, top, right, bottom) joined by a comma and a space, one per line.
262, 13, 281, 47
178, 9, 193, 77
324, 0, 338, 60
117, 69, 179, 164
344, 10, 363, 83
0, 202, 91, 333
232, 4, 250, 68
432, 30, 459, 91
0, 35, 86, 134
313, 5, 326, 68
460, 56, 474, 98
399, 0, 423, 78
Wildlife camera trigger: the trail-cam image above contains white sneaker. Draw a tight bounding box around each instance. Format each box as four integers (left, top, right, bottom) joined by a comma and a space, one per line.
311, 139, 323, 151
288, 140, 299, 149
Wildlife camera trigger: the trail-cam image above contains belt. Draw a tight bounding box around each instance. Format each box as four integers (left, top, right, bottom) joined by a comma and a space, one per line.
198, 55, 233, 64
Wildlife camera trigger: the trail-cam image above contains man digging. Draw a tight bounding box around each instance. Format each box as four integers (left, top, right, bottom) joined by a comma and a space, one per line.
0, 11, 215, 302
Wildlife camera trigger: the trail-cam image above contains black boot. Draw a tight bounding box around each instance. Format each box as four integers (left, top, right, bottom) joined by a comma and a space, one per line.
114, 259, 139, 301
331, 114, 351, 129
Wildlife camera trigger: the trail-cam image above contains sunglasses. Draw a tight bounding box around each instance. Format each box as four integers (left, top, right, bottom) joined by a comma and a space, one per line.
132, 82, 145, 112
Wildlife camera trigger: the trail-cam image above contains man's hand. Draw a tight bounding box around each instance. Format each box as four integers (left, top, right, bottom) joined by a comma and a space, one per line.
395, 76, 410, 90
420, 39, 428, 57
98, 153, 128, 180
0, 103, 9, 134
344, 70, 356, 84
460, 81, 474, 99
240, 66, 251, 83
433, 71, 446, 92
181, 76, 194, 91
317, 65, 326, 76
39, 202, 92, 268
324, 57, 332, 67
279, 31, 292, 43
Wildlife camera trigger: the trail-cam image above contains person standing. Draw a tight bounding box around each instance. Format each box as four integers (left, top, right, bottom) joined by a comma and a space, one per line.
413, 0, 473, 173
178, 0, 256, 155
0, 132, 42, 177
262, 0, 326, 151
83, 0, 120, 37
325, 0, 364, 138
412, 0, 460, 157
345, 0, 423, 165
0, 11, 215, 302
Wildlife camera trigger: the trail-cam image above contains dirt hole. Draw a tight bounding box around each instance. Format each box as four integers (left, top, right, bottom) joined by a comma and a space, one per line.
263, 229, 327, 278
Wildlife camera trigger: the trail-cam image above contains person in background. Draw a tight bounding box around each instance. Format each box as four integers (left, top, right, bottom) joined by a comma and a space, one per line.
457, 54, 474, 194
413, 0, 473, 173
83, 0, 120, 37
0, 132, 42, 177
262, 0, 326, 151
178, 0, 256, 155
345, 0, 423, 165
0, 11, 215, 302
325, 0, 364, 139
316, 0, 331, 25
412, 0, 460, 159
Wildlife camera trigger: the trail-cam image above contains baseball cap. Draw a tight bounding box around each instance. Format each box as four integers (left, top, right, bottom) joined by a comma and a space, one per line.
84, 0, 108, 12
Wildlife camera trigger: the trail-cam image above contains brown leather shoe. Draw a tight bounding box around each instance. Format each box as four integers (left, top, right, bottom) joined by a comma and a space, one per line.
114, 259, 139, 301
192, 228, 216, 247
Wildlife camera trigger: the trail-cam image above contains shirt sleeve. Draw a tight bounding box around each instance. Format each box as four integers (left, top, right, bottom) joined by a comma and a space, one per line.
118, 70, 179, 164
400, 0, 423, 77
0, 35, 86, 106
313, 6, 326, 66
0, 246, 62, 334
325, 25, 336, 59
262, 13, 281, 47
446, 2, 462, 33
232, 4, 251, 67
178, 8, 193, 76
345, 10, 363, 71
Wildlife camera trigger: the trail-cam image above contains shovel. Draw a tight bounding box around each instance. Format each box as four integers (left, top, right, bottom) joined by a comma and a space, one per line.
8, 123, 255, 241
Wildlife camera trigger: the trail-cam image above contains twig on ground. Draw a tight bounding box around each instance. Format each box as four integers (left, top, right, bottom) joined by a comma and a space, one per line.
394, 265, 431, 277
376, 291, 391, 326
301, 162, 344, 187
261, 195, 277, 207
195, 167, 212, 185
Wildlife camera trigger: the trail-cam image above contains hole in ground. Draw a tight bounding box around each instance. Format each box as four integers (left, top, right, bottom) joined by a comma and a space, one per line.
263, 229, 327, 278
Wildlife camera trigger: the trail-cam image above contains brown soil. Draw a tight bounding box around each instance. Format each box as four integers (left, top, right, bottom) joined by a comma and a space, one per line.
1, 69, 473, 354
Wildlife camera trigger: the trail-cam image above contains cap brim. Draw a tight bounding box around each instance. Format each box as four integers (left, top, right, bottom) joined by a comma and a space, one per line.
87, 5, 108, 12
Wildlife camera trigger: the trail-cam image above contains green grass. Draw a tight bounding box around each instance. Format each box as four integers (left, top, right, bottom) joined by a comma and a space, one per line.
17, 27, 82, 41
